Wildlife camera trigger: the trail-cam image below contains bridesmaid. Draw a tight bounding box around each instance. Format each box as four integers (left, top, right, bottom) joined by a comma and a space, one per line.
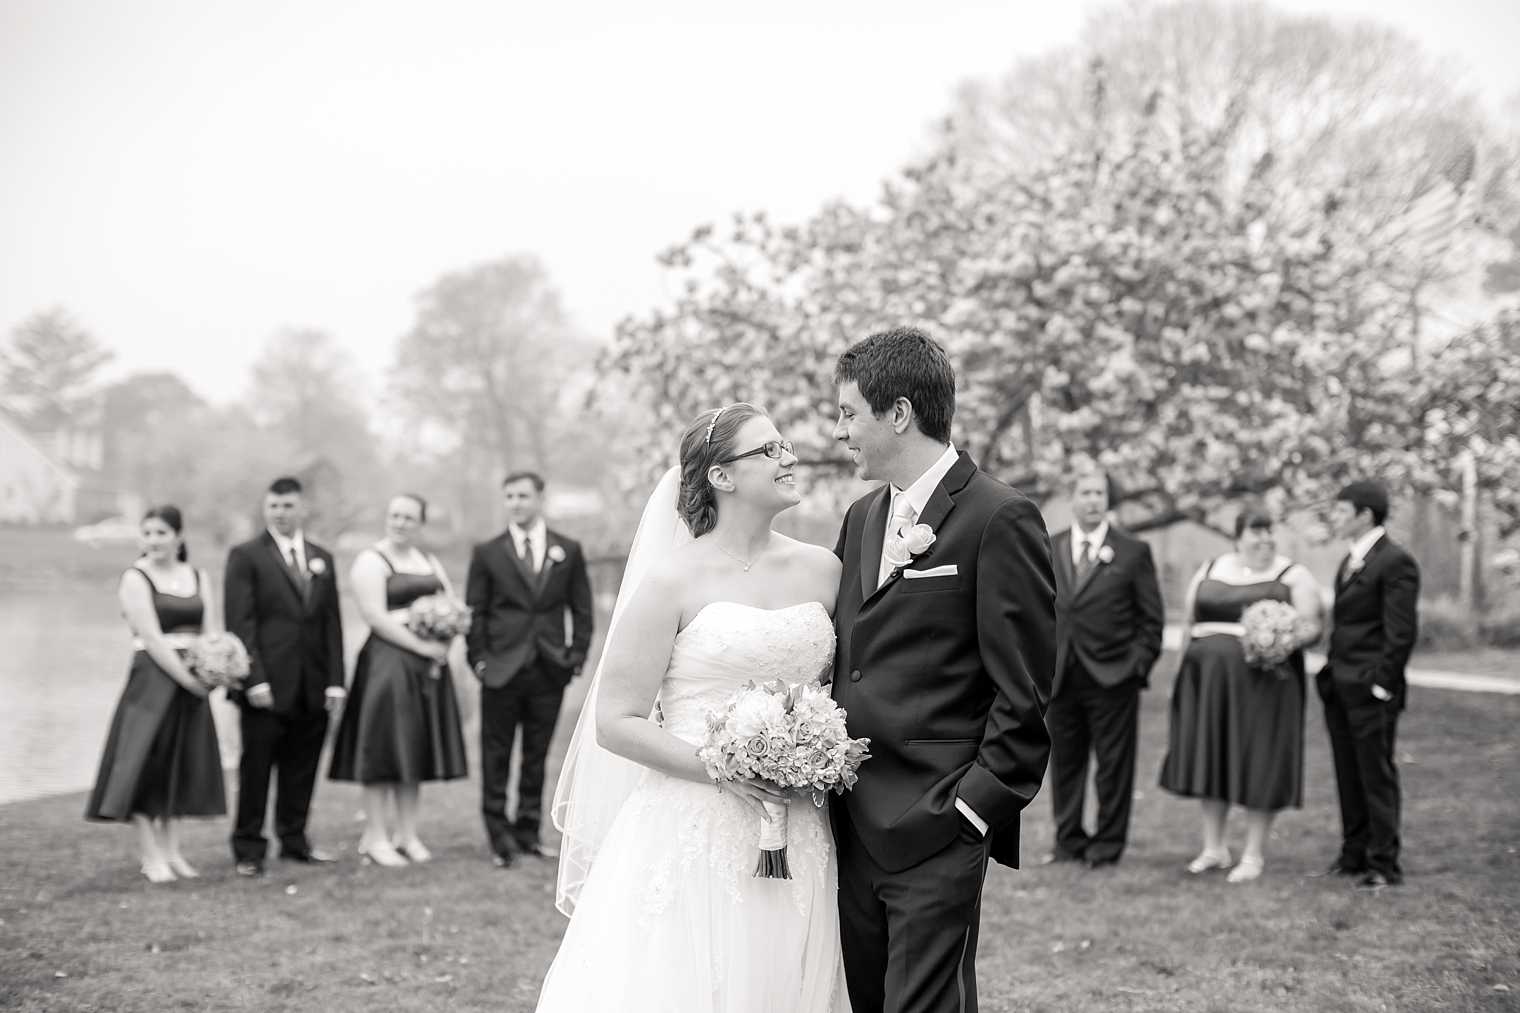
86, 505, 226, 882
329, 493, 467, 866
1159, 502, 1323, 883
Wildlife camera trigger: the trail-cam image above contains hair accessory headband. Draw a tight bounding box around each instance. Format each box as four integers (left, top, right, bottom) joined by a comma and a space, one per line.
704, 406, 728, 447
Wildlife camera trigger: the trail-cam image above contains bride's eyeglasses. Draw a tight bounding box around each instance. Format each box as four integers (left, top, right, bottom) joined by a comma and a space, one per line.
719, 439, 795, 464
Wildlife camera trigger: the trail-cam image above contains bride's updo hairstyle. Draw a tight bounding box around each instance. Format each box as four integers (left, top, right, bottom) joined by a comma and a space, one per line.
677, 402, 766, 538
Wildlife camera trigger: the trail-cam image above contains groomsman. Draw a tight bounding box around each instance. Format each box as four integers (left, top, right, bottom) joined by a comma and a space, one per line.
465, 472, 594, 867
224, 476, 346, 876
1317, 480, 1419, 888
1044, 467, 1164, 867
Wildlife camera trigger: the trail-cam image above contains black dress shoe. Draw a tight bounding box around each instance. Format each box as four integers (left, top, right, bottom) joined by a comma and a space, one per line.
491, 853, 515, 869
234, 861, 265, 878
279, 848, 337, 864
1358, 871, 1401, 889
1039, 850, 1084, 866
1312, 859, 1366, 878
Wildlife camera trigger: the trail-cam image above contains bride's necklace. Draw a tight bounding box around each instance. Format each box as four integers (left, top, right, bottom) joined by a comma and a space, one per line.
714, 541, 760, 572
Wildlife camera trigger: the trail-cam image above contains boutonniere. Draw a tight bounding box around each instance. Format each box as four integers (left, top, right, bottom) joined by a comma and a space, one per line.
1097, 545, 1115, 565
307, 557, 327, 576
1346, 557, 1365, 578
546, 544, 567, 565
884, 523, 937, 569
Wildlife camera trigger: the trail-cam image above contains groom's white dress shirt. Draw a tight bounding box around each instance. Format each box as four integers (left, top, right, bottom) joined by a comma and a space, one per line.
882, 443, 989, 837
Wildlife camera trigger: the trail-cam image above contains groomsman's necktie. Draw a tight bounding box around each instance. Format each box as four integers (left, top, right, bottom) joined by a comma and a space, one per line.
286, 546, 308, 596
878, 495, 917, 589
1076, 539, 1094, 583
524, 532, 539, 573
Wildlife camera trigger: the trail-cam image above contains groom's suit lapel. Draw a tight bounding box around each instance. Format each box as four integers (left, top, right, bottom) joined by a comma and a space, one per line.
1052, 530, 1075, 600
860, 452, 974, 609
858, 487, 891, 603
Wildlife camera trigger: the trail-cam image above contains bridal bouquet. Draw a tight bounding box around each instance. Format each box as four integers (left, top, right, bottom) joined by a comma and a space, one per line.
405, 594, 472, 641
184, 631, 251, 690
1239, 599, 1302, 672
697, 679, 871, 879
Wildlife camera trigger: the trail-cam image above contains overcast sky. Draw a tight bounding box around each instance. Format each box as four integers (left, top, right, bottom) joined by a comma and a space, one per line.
3, 0, 1517, 403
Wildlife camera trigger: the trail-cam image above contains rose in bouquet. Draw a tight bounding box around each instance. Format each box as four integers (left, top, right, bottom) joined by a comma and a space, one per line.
184, 631, 252, 691
405, 594, 472, 677
1239, 598, 1302, 672
697, 679, 871, 879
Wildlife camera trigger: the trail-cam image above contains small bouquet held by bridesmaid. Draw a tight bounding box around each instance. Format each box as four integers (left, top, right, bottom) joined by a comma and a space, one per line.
1239, 599, 1303, 672
184, 632, 252, 690
405, 594, 472, 677
697, 679, 871, 880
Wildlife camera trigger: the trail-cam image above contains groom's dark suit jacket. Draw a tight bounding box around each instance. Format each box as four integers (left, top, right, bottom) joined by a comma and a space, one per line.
224, 531, 344, 713
464, 528, 594, 690
832, 452, 1056, 873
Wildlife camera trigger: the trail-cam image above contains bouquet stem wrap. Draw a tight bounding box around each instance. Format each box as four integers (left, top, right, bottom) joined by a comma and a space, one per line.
754, 800, 791, 879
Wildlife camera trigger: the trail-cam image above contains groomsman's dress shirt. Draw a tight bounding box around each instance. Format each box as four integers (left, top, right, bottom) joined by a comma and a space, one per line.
1070, 521, 1110, 575
880, 444, 989, 837
268, 528, 307, 574
1347, 526, 1386, 571
509, 518, 548, 573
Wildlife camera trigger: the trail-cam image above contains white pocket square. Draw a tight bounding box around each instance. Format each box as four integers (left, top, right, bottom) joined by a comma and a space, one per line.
901, 564, 958, 579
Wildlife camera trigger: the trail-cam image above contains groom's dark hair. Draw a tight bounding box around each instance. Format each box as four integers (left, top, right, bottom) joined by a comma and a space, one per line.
834, 327, 955, 443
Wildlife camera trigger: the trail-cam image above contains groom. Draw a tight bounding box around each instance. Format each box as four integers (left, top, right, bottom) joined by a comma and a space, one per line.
830, 328, 1056, 1013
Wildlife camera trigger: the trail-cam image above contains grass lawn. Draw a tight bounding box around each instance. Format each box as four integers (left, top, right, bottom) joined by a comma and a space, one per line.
2, 653, 1518, 1013
1411, 649, 1519, 682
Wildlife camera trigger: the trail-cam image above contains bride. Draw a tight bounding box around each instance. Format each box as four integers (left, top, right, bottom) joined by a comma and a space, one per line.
535, 403, 850, 1013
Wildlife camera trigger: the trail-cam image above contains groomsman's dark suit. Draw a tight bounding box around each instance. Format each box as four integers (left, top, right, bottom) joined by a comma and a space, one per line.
465, 524, 593, 860
1317, 530, 1419, 883
1047, 523, 1164, 864
224, 531, 344, 865
832, 450, 1055, 1013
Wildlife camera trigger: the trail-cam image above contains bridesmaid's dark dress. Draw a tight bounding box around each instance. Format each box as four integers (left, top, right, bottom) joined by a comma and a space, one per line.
1159, 559, 1306, 811
86, 568, 226, 822
328, 551, 468, 784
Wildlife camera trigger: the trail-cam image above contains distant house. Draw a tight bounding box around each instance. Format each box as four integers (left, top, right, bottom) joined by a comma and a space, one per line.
0, 410, 123, 524
0, 412, 82, 524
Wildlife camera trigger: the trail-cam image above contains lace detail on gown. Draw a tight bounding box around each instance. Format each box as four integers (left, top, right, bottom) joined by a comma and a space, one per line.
534, 601, 850, 1013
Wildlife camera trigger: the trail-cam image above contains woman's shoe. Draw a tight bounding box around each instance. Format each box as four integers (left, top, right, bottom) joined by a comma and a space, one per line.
165, 854, 200, 879
1186, 848, 1233, 874
1227, 856, 1264, 883
140, 861, 177, 884
393, 839, 432, 864
358, 840, 409, 868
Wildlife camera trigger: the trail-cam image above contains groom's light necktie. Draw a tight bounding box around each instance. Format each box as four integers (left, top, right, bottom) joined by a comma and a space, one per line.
878, 495, 917, 589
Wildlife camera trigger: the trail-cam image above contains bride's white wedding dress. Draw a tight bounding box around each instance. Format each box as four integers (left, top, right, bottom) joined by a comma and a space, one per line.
535, 600, 850, 1013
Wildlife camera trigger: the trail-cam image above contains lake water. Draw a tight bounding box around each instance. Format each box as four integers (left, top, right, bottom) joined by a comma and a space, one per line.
0, 529, 610, 806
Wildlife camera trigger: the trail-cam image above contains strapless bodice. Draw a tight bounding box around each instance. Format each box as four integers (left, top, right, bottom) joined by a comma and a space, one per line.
659, 601, 835, 744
